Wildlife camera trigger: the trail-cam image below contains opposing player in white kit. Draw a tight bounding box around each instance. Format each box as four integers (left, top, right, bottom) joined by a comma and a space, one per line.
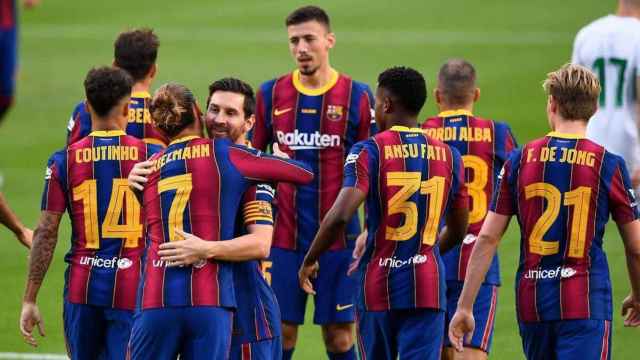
572, 0, 640, 187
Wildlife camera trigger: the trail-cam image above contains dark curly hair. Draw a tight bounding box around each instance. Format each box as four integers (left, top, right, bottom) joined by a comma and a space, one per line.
84, 66, 133, 117
114, 28, 159, 82
377, 66, 426, 115
285, 6, 330, 30
149, 83, 197, 138
206, 77, 255, 118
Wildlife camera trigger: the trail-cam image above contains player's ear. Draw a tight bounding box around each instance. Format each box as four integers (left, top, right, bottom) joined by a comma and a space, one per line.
434, 88, 442, 106
473, 88, 480, 103
326, 32, 336, 49
383, 95, 393, 114
245, 114, 256, 133
148, 64, 157, 81
120, 97, 130, 117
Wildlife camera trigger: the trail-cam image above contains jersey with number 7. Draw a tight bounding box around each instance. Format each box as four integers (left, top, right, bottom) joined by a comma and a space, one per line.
492, 132, 640, 322
41, 130, 163, 310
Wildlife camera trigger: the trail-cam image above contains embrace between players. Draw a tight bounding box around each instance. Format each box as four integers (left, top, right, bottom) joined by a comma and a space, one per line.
15, 4, 640, 360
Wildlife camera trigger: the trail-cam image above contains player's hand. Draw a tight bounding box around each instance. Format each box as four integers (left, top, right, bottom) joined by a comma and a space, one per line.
348, 230, 367, 276
128, 161, 154, 191
19, 302, 45, 347
298, 260, 319, 295
631, 169, 640, 189
23, 0, 40, 9
158, 229, 211, 267
621, 294, 640, 327
448, 308, 475, 353
17, 227, 33, 249
272, 143, 289, 159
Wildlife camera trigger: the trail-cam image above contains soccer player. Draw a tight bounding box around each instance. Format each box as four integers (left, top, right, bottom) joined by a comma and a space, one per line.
0, 191, 32, 248
19, 66, 161, 358
571, 0, 640, 188
128, 83, 313, 360
449, 64, 640, 360
67, 28, 168, 146
0, 0, 40, 124
128, 78, 283, 359
422, 59, 517, 360
251, 6, 375, 359
299, 66, 469, 360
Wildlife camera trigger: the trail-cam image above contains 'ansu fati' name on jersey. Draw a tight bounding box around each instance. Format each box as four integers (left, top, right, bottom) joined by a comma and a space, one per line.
252, 69, 375, 251
491, 132, 639, 322
343, 126, 468, 311
422, 111, 518, 286
41, 130, 162, 310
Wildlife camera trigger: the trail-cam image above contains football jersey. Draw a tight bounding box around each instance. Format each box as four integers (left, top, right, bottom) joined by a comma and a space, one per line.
0, 0, 15, 29
572, 15, 640, 171
344, 126, 468, 311
41, 130, 162, 310
140, 137, 313, 309
492, 132, 639, 322
252, 69, 376, 251
233, 183, 280, 344
422, 110, 517, 285
67, 91, 169, 146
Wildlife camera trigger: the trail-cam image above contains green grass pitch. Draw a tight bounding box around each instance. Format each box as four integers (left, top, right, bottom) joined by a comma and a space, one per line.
0, 0, 633, 358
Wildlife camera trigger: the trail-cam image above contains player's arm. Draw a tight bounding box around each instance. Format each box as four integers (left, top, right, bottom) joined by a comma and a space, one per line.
618, 220, 640, 326
20, 210, 62, 346
439, 147, 469, 253
250, 86, 272, 151
229, 145, 313, 185
0, 192, 32, 248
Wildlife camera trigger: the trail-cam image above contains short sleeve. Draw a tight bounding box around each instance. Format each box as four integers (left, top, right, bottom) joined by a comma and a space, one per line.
609, 157, 640, 224
490, 157, 516, 216
342, 142, 370, 194
242, 183, 275, 226
357, 86, 377, 140
449, 147, 469, 209
41, 154, 67, 213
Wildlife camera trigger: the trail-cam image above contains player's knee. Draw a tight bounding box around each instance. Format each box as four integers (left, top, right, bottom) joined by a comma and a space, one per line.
321, 323, 354, 352
281, 322, 299, 349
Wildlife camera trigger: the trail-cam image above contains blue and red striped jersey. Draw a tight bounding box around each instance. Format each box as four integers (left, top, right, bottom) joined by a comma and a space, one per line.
0, 0, 15, 30
41, 130, 162, 310
233, 183, 280, 344
252, 69, 376, 251
67, 91, 169, 146
491, 132, 639, 322
344, 126, 468, 311
140, 137, 313, 309
422, 110, 517, 285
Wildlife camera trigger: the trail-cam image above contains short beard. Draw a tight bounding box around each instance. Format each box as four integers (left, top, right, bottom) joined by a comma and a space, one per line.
299, 65, 319, 76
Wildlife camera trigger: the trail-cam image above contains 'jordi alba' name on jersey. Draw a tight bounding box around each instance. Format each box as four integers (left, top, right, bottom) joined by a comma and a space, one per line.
252, 69, 375, 251
492, 132, 639, 322
140, 137, 313, 310
422, 110, 517, 285
344, 126, 468, 311
41, 130, 161, 310
66, 91, 169, 146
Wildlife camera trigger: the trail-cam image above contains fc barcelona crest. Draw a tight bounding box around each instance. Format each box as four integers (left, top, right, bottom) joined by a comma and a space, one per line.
327, 105, 343, 121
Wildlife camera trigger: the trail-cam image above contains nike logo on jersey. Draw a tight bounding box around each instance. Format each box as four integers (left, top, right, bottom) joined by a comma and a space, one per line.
336, 304, 354, 311
274, 107, 293, 116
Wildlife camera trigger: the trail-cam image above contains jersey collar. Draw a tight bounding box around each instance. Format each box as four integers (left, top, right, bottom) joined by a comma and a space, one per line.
546, 131, 585, 139
169, 135, 200, 145
89, 130, 126, 137
438, 109, 473, 117
292, 68, 339, 96
389, 125, 425, 133
131, 91, 151, 98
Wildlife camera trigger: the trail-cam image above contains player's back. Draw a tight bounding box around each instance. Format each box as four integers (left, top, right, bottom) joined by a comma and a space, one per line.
67, 91, 169, 146
346, 126, 466, 311
572, 15, 640, 164
422, 111, 517, 284
493, 132, 639, 322
42, 130, 159, 310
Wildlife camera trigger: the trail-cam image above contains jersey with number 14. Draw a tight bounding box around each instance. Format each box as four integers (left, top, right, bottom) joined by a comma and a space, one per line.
422, 110, 517, 285
492, 132, 639, 322
41, 130, 161, 310
344, 126, 467, 311
252, 69, 375, 251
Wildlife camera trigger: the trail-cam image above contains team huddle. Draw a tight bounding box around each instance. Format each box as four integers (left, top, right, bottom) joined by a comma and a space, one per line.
13, 3, 640, 360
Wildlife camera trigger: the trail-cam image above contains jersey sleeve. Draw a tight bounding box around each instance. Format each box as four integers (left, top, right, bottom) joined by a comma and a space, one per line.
145, 143, 164, 158
497, 123, 518, 163
357, 86, 377, 140
41, 152, 67, 213
609, 156, 640, 224
490, 155, 517, 216
250, 84, 273, 151
228, 144, 313, 185
242, 183, 275, 226
67, 102, 90, 145
342, 141, 370, 194
449, 147, 469, 209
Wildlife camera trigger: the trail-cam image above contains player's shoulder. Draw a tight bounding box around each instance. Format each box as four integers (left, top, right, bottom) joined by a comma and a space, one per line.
259, 73, 291, 93
47, 148, 67, 165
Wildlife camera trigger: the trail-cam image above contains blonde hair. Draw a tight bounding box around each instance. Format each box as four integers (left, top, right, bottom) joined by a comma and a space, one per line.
543, 63, 600, 121
149, 83, 196, 137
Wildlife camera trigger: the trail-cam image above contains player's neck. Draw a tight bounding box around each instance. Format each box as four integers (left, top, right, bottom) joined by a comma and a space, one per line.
388, 116, 418, 129
617, 4, 640, 19
438, 103, 474, 114
132, 79, 152, 94
552, 120, 587, 136
299, 64, 334, 89
92, 119, 123, 132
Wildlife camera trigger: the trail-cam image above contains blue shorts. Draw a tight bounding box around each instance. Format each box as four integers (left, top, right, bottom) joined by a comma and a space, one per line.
356, 308, 444, 360
518, 319, 611, 360
268, 247, 356, 325
0, 27, 17, 106
444, 282, 498, 353
63, 300, 134, 360
128, 307, 233, 360
229, 337, 282, 360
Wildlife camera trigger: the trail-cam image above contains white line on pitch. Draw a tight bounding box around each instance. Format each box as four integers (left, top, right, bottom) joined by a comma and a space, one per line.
0, 353, 68, 360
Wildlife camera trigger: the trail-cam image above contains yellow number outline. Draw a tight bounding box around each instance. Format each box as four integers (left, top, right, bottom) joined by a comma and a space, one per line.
462, 155, 489, 224
158, 173, 193, 242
